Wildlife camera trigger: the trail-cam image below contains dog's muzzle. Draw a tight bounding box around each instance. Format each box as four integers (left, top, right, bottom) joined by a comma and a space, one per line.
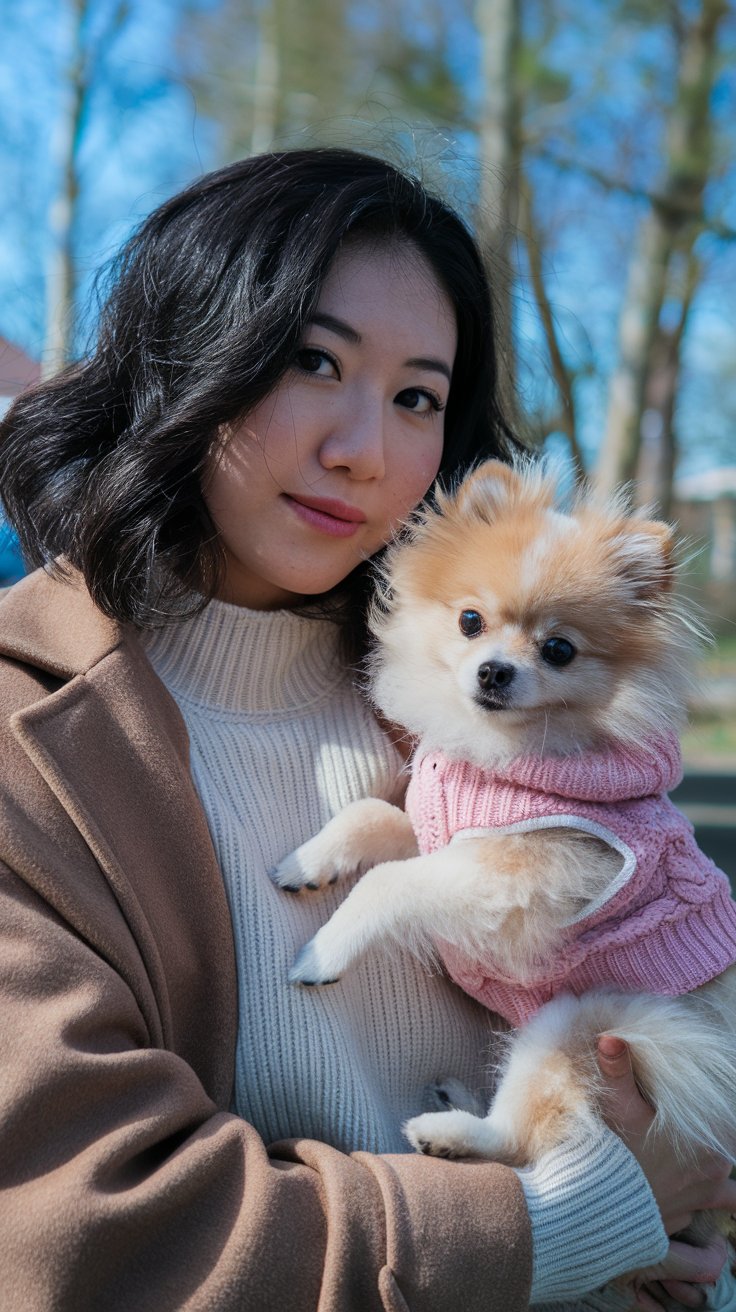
475, 660, 515, 710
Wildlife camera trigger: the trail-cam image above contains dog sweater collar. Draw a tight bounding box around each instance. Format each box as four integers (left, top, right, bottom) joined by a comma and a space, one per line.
438, 733, 684, 805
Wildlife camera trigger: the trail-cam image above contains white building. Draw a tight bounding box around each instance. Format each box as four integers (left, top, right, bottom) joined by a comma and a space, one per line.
675, 467, 736, 584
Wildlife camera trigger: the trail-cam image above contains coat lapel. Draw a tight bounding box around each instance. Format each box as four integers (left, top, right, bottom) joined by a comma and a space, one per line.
1, 569, 237, 1106
0, 564, 120, 676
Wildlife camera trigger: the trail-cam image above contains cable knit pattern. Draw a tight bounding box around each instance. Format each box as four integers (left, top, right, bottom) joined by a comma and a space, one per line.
405, 737, 736, 1026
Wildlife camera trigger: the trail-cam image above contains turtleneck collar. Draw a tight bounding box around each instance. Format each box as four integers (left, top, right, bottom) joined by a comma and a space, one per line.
140, 597, 346, 716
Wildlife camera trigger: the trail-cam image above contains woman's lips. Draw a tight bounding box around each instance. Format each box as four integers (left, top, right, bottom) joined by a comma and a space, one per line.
284, 494, 366, 539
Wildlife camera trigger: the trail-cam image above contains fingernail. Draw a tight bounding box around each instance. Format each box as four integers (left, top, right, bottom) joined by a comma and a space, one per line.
598, 1034, 626, 1058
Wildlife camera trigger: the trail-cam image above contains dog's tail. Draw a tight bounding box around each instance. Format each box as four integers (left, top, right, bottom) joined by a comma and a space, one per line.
572, 982, 736, 1164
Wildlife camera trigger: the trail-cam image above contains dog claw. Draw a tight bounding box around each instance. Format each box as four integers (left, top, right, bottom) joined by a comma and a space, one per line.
425, 1078, 484, 1117
289, 940, 342, 987
416, 1139, 454, 1158
270, 854, 341, 893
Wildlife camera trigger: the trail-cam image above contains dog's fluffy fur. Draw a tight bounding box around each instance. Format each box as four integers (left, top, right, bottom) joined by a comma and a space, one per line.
273, 458, 736, 1192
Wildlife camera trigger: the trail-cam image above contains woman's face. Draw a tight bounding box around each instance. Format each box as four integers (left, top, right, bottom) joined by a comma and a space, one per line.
204, 239, 457, 609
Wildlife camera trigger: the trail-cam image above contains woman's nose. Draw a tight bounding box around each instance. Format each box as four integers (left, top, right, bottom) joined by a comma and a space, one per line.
318, 398, 386, 481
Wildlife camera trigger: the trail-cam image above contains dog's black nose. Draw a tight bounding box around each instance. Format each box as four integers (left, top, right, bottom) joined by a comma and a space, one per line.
477, 661, 515, 690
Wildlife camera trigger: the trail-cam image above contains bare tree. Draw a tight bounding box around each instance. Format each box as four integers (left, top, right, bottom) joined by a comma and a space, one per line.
184, 0, 351, 162
518, 174, 586, 476
43, 0, 89, 379
176, 0, 734, 501
595, 0, 728, 496
474, 0, 522, 393
250, 1, 280, 156
43, 0, 130, 379
635, 249, 701, 516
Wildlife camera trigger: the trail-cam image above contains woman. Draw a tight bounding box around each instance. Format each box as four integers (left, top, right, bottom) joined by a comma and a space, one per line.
0, 148, 731, 1312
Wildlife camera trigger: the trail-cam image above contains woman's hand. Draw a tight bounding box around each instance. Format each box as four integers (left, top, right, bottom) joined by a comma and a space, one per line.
632, 1234, 729, 1309
596, 1035, 736, 1309
596, 1035, 736, 1233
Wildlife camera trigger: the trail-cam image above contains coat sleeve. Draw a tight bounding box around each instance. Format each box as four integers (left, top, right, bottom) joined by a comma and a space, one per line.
0, 861, 532, 1312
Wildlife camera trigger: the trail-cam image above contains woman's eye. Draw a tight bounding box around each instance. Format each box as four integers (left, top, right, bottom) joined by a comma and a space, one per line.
396, 387, 444, 416
295, 348, 339, 378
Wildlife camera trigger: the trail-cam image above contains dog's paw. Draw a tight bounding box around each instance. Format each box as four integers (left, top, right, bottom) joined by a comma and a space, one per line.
289, 936, 342, 987
404, 1109, 501, 1159
424, 1078, 486, 1118
270, 841, 341, 894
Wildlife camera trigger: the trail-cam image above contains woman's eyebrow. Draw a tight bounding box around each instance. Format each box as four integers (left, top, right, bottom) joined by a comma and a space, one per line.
308, 312, 452, 383
308, 312, 361, 343
404, 355, 452, 384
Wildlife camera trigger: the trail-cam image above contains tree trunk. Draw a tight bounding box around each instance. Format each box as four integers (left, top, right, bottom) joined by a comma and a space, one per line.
518, 174, 586, 479
474, 0, 522, 393
250, 2, 280, 155
42, 0, 88, 379
596, 215, 673, 492
595, 0, 727, 496
635, 250, 700, 517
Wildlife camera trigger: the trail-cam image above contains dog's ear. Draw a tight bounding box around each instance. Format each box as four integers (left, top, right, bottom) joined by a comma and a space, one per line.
452, 460, 530, 522
607, 518, 676, 597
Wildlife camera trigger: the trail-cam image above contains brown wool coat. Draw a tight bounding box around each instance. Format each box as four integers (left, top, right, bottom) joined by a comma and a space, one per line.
0, 567, 532, 1312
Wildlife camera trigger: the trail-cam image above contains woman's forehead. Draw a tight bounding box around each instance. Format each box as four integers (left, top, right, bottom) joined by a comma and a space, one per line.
314, 240, 457, 362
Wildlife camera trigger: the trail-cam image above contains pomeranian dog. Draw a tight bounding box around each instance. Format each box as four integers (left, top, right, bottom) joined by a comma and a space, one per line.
272, 458, 736, 1191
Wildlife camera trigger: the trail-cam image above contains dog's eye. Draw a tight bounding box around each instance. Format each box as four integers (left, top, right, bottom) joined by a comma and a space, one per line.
540, 637, 576, 667
459, 609, 485, 638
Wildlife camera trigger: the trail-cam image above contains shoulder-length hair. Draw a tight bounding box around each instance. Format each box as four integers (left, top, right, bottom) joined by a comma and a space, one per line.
0, 147, 521, 641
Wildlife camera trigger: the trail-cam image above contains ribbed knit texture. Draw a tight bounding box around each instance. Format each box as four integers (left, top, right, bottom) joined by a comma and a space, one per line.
535, 1252, 736, 1311
520, 1124, 667, 1302
142, 601, 495, 1154
406, 741, 736, 1026
534, 1290, 634, 1312
142, 601, 669, 1301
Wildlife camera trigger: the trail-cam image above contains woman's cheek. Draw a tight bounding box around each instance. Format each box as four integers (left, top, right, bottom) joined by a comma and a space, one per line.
392, 444, 443, 517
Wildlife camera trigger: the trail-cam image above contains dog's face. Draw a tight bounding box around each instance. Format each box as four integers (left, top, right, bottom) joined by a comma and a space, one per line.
369, 460, 689, 761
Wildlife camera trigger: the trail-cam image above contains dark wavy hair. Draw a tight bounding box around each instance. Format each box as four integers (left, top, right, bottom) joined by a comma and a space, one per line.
0, 147, 520, 640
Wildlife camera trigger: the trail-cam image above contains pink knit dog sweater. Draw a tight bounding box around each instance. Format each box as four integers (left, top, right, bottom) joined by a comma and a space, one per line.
404, 734, 736, 1026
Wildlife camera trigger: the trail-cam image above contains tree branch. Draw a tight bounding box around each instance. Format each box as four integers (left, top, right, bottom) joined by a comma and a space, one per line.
518, 174, 586, 479
530, 146, 736, 243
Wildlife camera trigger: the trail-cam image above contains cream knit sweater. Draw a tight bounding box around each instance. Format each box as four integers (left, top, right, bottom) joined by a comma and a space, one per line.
142, 599, 668, 1305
